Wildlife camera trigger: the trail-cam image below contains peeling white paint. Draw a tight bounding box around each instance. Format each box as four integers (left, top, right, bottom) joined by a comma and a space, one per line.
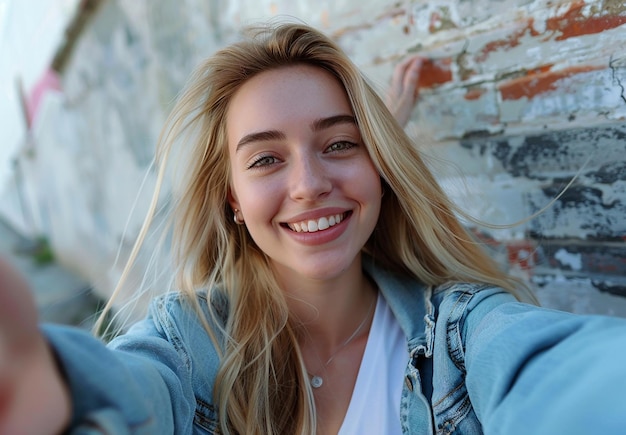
554, 248, 583, 271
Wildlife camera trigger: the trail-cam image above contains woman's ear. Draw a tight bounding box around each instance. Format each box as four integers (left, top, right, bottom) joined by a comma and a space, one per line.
227, 188, 240, 212
228, 188, 245, 225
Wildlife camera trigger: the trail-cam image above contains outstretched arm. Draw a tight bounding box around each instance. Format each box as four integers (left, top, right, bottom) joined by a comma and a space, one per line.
442, 288, 626, 434
385, 55, 424, 128
0, 257, 71, 434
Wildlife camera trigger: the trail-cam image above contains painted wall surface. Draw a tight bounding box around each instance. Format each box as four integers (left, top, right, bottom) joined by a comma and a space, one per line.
1, 0, 625, 319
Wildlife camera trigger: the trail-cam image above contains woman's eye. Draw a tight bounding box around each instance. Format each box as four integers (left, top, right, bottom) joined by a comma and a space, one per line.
326, 141, 357, 153
247, 155, 278, 169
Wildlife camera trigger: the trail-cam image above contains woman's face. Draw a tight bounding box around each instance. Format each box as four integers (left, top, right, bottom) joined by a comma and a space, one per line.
226, 64, 382, 283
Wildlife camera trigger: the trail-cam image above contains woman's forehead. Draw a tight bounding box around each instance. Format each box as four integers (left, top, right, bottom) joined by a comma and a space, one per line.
225, 65, 353, 149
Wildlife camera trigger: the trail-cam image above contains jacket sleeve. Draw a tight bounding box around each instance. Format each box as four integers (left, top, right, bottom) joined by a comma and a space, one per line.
42, 306, 196, 434
458, 290, 626, 435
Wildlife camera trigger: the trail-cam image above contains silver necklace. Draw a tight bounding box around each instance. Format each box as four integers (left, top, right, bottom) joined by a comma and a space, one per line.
308, 295, 376, 389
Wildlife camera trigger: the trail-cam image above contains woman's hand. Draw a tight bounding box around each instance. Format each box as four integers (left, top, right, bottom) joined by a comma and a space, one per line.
0, 257, 71, 435
385, 55, 424, 128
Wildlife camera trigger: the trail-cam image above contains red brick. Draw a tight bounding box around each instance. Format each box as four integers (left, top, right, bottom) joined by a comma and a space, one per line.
416, 57, 453, 91
498, 65, 603, 100
546, 1, 626, 41
476, 18, 540, 63
464, 88, 487, 101
506, 241, 538, 271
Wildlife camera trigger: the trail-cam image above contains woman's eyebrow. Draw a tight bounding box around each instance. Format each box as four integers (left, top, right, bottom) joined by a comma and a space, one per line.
311, 114, 357, 131
236, 130, 285, 151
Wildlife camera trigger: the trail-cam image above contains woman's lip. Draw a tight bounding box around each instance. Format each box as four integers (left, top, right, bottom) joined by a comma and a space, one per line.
281, 211, 350, 232
282, 211, 351, 245
282, 207, 349, 225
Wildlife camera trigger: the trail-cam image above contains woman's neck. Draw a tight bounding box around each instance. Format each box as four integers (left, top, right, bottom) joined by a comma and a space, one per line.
276, 256, 377, 352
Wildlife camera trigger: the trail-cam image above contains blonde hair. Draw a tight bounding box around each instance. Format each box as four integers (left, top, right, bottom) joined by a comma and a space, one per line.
99, 21, 536, 434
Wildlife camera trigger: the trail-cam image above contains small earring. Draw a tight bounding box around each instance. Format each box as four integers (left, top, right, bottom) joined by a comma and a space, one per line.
233, 208, 244, 225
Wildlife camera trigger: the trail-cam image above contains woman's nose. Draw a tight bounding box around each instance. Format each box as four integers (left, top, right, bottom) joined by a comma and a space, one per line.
288, 155, 332, 201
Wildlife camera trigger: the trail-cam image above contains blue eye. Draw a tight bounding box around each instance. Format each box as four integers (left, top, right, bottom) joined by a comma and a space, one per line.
247, 155, 279, 169
326, 141, 357, 152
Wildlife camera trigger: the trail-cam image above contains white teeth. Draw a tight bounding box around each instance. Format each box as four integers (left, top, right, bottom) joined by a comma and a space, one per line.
288, 213, 344, 233
318, 217, 329, 230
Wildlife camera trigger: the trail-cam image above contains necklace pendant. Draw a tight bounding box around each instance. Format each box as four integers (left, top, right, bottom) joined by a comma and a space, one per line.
310, 375, 323, 388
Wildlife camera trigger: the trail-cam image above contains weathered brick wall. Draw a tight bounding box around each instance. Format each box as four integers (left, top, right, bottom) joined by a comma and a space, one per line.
339, 0, 626, 310
316, 0, 626, 312
5, 0, 625, 316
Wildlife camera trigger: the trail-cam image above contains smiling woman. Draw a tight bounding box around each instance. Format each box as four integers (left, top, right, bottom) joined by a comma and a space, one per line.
2, 20, 626, 435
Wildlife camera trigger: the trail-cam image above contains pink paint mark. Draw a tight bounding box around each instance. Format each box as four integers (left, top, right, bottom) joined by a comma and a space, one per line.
27, 68, 62, 127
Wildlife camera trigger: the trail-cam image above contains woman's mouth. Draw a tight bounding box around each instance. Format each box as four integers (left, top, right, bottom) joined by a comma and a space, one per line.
285, 212, 350, 233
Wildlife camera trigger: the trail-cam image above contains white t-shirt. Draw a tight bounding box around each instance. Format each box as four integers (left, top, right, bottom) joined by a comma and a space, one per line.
339, 293, 407, 434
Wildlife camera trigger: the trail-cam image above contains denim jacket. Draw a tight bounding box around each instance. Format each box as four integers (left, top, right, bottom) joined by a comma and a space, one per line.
44, 259, 626, 434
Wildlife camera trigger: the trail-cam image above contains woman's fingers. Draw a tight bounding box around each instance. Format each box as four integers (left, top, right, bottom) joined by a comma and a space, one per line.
385, 55, 424, 127
0, 258, 71, 434
402, 57, 423, 97
0, 337, 71, 435
0, 257, 39, 349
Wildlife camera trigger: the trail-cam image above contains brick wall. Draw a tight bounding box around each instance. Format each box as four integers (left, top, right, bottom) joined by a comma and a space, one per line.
326, 0, 626, 311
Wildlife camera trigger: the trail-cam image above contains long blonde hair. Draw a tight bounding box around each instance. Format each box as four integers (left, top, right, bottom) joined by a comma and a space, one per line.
99, 21, 536, 434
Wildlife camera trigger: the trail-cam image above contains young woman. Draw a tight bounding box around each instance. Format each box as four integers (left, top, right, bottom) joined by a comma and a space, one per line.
1, 22, 625, 435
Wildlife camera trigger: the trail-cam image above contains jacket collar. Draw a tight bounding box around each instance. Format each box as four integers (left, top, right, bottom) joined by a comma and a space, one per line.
363, 256, 432, 354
